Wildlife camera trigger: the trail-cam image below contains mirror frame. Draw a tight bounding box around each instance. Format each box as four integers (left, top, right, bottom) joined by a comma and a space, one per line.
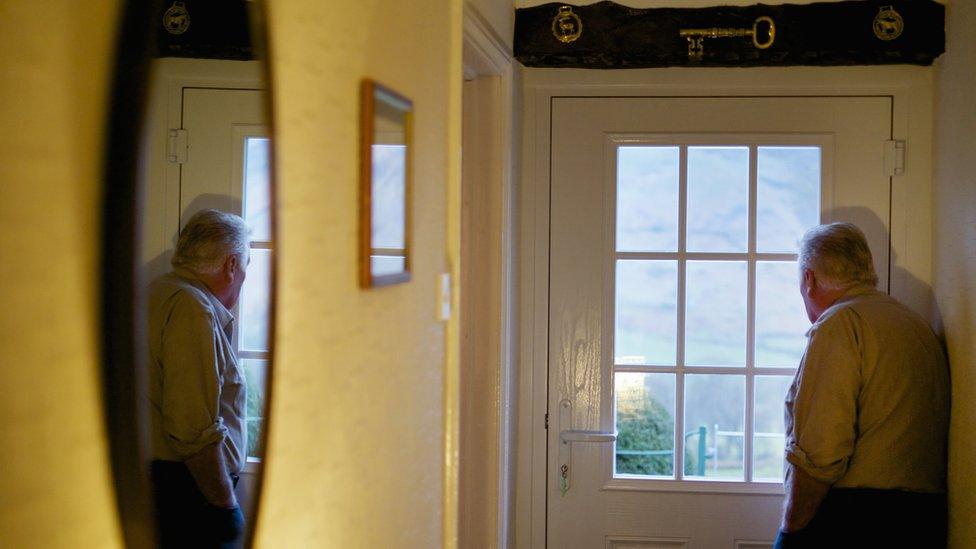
359, 79, 414, 288
102, 1, 277, 547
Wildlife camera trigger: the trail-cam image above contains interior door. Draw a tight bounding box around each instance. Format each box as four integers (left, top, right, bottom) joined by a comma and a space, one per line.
547, 96, 892, 548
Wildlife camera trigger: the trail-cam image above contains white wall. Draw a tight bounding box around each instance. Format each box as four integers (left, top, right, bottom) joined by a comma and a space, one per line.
467, 0, 513, 50
933, 1, 976, 546
459, 7, 518, 548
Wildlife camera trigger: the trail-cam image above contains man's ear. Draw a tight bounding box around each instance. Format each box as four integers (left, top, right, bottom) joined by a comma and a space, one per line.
223, 254, 239, 280
803, 269, 816, 296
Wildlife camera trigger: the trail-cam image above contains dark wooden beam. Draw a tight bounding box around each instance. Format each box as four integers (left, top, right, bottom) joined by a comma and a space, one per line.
155, 0, 254, 60
515, 1, 944, 68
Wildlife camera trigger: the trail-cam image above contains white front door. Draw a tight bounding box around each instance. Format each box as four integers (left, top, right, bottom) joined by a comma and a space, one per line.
547, 96, 892, 548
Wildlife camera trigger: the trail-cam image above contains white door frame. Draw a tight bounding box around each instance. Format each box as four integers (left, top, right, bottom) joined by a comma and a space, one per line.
460, 6, 519, 549
515, 66, 934, 549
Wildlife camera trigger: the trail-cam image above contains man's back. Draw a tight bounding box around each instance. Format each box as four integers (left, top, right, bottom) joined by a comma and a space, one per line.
147, 268, 246, 472
788, 289, 949, 492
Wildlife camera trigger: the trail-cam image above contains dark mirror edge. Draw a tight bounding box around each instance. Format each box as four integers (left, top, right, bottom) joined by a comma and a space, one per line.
102, 1, 162, 546
243, 2, 276, 548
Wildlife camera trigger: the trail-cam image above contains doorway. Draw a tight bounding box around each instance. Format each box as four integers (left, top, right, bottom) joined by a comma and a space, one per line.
548, 95, 890, 548
517, 66, 935, 549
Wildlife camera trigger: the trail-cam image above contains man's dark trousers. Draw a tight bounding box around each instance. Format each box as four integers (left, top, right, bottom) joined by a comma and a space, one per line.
151, 460, 244, 549
774, 488, 947, 548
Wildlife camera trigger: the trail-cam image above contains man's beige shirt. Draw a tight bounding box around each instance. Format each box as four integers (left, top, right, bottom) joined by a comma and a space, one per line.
785, 287, 948, 493
147, 267, 247, 474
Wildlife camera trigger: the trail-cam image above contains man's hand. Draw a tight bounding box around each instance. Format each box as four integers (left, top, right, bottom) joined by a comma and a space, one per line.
184, 441, 238, 508
781, 462, 831, 532
208, 504, 245, 542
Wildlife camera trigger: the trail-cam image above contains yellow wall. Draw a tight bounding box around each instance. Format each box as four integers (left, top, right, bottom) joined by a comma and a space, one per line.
0, 1, 123, 547
255, 1, 462, 547
934, 1, 976, 547
0, 0, 462, 547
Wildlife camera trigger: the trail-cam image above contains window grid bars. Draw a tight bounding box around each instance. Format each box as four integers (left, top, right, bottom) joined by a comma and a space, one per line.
613, 143, 804, 483
617, 251, 795, 261
744, 145, 759, 483
673, 145, 688, 481
614, 365, 797, 377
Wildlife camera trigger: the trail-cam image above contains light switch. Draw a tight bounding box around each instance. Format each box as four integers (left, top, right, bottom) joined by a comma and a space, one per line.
437, 272, 452, 321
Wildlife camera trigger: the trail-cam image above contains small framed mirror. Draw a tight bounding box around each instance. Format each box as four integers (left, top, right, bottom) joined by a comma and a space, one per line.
360, 79, 413, 288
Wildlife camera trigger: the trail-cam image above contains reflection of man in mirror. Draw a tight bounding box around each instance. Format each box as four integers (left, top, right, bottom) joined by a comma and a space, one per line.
775, 223, 949, 548
147, 209, 249, 548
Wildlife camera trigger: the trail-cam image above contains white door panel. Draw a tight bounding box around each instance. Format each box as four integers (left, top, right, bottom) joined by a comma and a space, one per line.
548, 96, 891, 548
181, 87, 265, 221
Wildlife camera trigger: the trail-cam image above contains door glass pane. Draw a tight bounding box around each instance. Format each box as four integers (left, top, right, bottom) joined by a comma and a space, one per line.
241, 248, 271, 352
754, 375, 793, 482
616, 146, 679, 252
615, 260, 678, 366
755, 261, 808, 368
684, 374, 745, 480
757, 147, 821, 253
687, 147, 749, 252
615, 373, 676, 478
244, 137, 271, 242
685, 261, 747, 366
242, 359, 267, 458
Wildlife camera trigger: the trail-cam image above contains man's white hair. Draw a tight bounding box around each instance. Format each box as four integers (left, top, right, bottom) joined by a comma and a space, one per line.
798, 222, 878, 291
171, 209, 250, 275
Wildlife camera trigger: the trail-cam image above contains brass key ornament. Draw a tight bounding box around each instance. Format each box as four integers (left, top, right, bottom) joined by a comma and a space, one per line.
680, 15, 776, 60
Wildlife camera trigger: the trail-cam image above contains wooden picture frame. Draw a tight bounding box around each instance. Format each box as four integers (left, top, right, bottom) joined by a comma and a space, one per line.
360, 79, 413, 288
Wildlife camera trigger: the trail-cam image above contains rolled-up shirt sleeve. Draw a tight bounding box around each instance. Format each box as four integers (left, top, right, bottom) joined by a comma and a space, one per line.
159, 295, 228, 458
785, 312, 861, 484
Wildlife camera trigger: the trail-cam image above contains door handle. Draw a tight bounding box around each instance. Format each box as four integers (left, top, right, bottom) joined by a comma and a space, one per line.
560, 430, 616, 444
557, 399, 616, 497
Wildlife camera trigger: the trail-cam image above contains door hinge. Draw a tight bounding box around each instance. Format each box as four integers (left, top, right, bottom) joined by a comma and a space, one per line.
884, 139, 905, 176
167, 128, 188, 164
545, 413, 549, 430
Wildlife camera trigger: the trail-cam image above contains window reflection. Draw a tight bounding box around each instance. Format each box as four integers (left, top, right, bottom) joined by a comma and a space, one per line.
244, 137, 272, 242
239, 135, 271, 460
371, 143, 407, 266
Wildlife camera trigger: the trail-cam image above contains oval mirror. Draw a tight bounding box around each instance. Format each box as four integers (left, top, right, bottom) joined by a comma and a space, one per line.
103, 1, 274, 547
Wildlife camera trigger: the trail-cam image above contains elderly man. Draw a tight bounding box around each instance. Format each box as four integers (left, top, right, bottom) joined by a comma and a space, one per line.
774, 222, 949, 548
148, 209, 249, 548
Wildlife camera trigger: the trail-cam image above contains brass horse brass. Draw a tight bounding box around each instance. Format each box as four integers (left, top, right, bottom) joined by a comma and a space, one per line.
680, 16, 776, 60
552, 5, 583, 44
